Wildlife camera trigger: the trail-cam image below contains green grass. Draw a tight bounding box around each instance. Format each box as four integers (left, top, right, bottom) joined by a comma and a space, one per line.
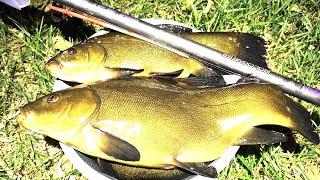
0, 0, 319, 179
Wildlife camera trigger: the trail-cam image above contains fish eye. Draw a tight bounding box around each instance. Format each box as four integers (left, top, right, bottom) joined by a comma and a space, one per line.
47, 94, 59, 103
67, 48, 77, 55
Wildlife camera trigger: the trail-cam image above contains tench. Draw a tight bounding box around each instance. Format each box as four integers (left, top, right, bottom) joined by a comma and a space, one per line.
17, 78, 319, 178
96, 158, 192, 180
94, 125, 289, 180
46, 31, 267, 83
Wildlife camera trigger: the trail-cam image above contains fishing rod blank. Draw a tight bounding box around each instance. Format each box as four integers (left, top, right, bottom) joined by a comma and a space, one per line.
55, 0, 320, 106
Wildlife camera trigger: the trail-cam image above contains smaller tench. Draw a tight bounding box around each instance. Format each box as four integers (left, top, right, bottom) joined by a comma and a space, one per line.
17, 78, 319, 178
96, 158, 193, 180
46, 31, 267, 83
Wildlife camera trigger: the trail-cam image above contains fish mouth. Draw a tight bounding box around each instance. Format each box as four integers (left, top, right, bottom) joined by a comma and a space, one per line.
45, 59, 64, 72
16, 106, 32, 125
17, 107, 27, 124
17, 107, 46, 133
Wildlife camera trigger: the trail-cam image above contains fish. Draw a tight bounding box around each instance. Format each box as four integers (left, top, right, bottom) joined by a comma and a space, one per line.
95, 157, 192, 180
45, 30, 267, 83
93, 126, 290, 180
17, 78, 319, 178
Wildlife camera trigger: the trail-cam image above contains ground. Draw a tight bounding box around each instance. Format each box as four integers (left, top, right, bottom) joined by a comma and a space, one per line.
0, 0, 319, 179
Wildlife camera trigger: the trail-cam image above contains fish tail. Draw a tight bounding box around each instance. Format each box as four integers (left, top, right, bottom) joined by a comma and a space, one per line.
222, 83, 319, 144
206, 32, 268, 69
235, 32, 268, 68
262, 85, 319, 144
255, 84, 319, 144
286, 99, 320, 144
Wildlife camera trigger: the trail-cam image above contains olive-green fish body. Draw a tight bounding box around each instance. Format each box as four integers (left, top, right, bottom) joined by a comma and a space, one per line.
96, 158, 192, 180
90, 33, 241, 77
46, 32, 266, 83
18, 78, 319, 177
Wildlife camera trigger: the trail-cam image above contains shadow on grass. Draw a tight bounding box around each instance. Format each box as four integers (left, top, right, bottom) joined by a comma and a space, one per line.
0, 5, 95, 40
237, 141, 302, 158
44, 136, 60, 148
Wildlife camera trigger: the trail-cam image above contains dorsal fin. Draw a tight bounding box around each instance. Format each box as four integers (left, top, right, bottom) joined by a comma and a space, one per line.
174, 76, 226, 88
155, 24, 193, 33
149, 69, 184, 78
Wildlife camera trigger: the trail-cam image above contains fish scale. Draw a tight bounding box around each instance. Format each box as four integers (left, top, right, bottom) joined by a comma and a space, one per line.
86, 79, 318, 164
46, 32, 267, 83
17, 78, 319, 178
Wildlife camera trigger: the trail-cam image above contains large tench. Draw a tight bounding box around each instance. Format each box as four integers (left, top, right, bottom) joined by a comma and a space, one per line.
46, 32, 266, 83
17, 78, 319, 178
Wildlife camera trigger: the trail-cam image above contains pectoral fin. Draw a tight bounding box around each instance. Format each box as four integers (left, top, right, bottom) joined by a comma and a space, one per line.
155, 24, 193, 33
236, 76, 261, 83
105, 67, 144, 78
172, 159, 217, 178
93, 126, 140, 161
234, 127, 288, 145
153, 75, 226, 89
149, 69, 184, 78
175, 76, 226, 88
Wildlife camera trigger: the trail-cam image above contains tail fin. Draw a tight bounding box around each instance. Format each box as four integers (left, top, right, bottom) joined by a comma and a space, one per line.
218, 83, 319, 145
256, 84, 320, 144
236, 33, 268, 69
186, 32, 268, 76
286, 99, 320, 144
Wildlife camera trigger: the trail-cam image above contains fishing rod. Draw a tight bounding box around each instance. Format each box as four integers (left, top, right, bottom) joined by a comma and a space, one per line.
55, 0, 320, 106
